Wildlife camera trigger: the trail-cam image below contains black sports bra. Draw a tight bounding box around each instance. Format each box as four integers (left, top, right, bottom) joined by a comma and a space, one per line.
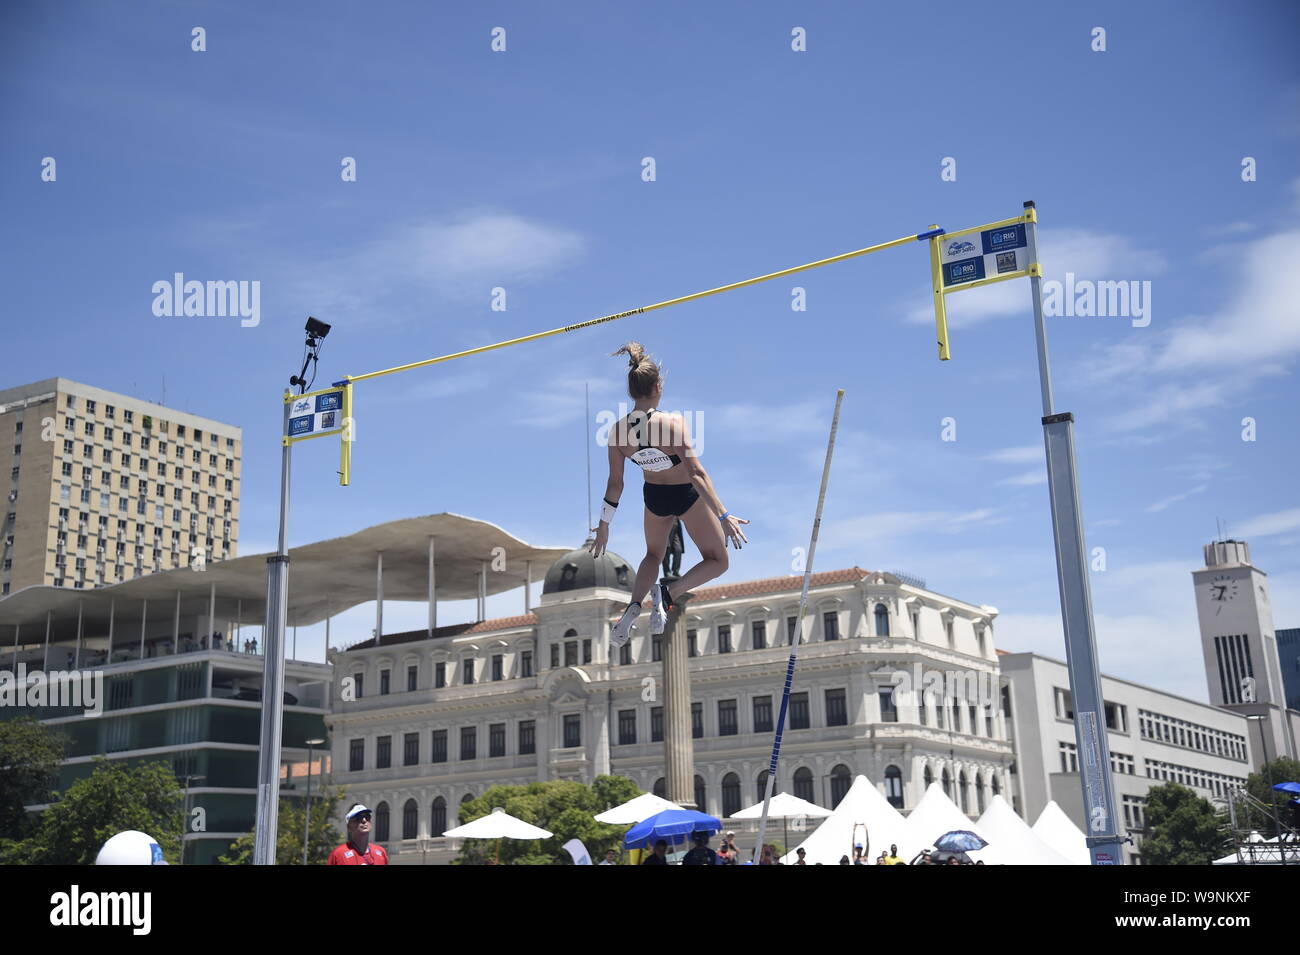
628, 409, 682, 473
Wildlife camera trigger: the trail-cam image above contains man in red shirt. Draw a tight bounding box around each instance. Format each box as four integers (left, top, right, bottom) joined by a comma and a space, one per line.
328, 804, 389, 865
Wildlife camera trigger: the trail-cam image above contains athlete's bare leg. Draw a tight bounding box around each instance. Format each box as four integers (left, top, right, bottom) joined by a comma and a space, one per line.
631, 509, 675, 605
666, 496, 729, 599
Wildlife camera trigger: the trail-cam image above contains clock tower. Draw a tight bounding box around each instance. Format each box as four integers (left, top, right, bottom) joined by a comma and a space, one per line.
1193, 539, 1298, 761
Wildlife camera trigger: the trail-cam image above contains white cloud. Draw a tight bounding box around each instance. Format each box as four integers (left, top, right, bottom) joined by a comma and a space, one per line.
905, 227, 1166, 326
1145, 484, 1208, 513
1233, 508, 1300, 538
820, 508, 1004, 550
1155, 231, 1300, 370
996, 469, 1047, 487
983, 445, 1041, 464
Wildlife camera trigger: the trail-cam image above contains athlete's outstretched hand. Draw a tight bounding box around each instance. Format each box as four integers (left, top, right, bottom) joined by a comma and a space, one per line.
588, 523, 610, 557
722, 514, 750, 549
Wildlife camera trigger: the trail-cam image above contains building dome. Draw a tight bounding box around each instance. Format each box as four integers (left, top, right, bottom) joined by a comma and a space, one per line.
542, 541, 634, 595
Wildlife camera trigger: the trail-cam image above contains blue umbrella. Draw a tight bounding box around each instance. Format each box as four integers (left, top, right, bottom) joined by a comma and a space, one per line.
933, 830, 988, 853
623, 809, 722, 850
1271, 781, 1300, 794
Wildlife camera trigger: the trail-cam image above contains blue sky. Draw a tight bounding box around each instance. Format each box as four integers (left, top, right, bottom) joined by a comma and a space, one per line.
2, 1, 1297, 700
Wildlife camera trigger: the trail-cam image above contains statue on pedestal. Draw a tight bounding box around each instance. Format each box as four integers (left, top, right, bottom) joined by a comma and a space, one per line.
661, 517, 684, 580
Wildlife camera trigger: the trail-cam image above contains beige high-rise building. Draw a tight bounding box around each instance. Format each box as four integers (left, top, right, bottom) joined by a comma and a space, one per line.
0, 378, 241, 595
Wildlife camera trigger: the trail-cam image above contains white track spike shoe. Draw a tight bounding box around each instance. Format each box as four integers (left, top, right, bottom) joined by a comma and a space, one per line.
650, 583, 671, 635
610, 602, 640, 648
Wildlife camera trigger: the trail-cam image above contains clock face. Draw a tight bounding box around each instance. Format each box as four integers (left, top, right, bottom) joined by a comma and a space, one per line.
1208, 574, 1239, 614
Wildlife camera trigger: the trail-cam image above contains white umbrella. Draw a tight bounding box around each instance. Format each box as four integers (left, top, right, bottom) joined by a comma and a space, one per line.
732, 792, 832, 861
594, 792, 681, 825
443, 806, 552, 864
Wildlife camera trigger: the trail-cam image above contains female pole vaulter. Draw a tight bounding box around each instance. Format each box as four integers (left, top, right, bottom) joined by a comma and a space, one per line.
588, 342, 749, 647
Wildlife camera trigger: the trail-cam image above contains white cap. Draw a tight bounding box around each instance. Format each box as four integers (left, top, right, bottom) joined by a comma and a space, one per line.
96, 830, 168, 865
345, 804, 371, 821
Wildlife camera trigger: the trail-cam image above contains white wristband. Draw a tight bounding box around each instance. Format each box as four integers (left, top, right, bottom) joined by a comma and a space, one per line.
600, 499, 617, 524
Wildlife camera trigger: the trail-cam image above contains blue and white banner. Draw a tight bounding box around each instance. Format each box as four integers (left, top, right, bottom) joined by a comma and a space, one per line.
939, 222, 1033, 288
286, 389, 345, 440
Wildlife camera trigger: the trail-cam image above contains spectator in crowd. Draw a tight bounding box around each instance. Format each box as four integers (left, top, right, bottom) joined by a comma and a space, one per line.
882, 844, 905, 865
599, 849, 619, 865
327, 805, 388, 865
682, 832, 718, 865
794, 847, 807, 865
641, 840, 670, 865
716, 841, 736, 865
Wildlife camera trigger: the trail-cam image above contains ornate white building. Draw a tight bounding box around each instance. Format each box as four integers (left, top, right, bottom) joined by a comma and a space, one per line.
326, 545, 1013, 862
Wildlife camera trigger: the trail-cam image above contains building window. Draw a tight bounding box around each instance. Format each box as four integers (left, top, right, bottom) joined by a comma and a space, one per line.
879, 687, 898, 723
1055, 687, 1074, 720
753, 695, 773, 733
1104, 701, 1128, 733
521, 650, 533, 678
431, 797, 446, 835
407, 665, 418, 692
651, 706, 664, 742
687, 630, 697, 657
793, 767, 814, 803
945, 618, 955, 647
460, 726, 477, 760
884, 765, 904, 809
376, 735, 392, 769
829, 765, 852, 808
718, 625, 732, 653
959, 772, 970, 813
379, 669, 390, 695
790, 692, 810, 730
402, 800, 418, 840
582, 639, 591, 664
695, 775, 707, 813
563, 714, 582, 749
787, 616, 798, 645
463, 659, 474, 685
652, 634, 662, 662
519, 720, 535, 755
404, 732, 419, 766
489, 723, 505, 757
691, 702, 703, 739
354, 672, 364, 699
564, 641, 577, 667
619, 709, 637, 745
434, 662, 446, 688
875, 603, 890, 636
825, 688, 848, 726
1059, 741, 1079, 773
718, 699, 738, 736
550, 644, 560, 668
618, 642, 631, 665
374, 803, 390, 843
722, 773, 742, 817
349, 739, 364, 771
752, 620, 766, 650
823, 611, 839, 641
492, 654, 503, 681
431, 730, 447, 763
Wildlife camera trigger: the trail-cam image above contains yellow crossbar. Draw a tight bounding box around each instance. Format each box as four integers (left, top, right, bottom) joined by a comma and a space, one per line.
342, 232, 926, 384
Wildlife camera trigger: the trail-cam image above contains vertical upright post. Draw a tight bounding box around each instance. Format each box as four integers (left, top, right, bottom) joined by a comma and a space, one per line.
207, 582, 216, 651
107, 599, 114, 662
375, 551, 384, 644
43, 610, 51, 671
10, 625, 18, 671
1023, 200, 1122, 865
524, 560, 532, 614
254, 390, 293, 866
478, 561, 487, 622
325, 599, 331, 656
661, 594, 696, 811
138, 601, 146, 660
173, 590, 181, 654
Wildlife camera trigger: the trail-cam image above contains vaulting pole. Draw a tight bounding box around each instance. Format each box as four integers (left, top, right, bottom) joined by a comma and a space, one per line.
754, 390, 844, 863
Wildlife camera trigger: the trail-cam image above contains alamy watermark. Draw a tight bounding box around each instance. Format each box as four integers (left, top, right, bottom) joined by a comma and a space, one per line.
151, 273, 260, 327
1042, 273, 1151, 327
887, 663, 998, 710
0, 664, 104, 716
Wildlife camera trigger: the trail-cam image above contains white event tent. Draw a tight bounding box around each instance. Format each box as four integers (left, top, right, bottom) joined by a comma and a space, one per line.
781, 775, 909, 865
1031, 800, 1092, 865
896, 782, 987, 862
976, 795, 1078, 865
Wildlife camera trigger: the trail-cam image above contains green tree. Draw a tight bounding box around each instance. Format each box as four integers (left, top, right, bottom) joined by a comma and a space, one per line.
0, 717, 66, 840
219, 788, 342, 865
0, 758, 182, 865
1241, 757, 1300, 838
1140, 782, 1228, 865
454, 775, 642, 865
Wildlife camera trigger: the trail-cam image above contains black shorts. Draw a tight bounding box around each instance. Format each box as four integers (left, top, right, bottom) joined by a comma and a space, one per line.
644, 482, 699, 518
